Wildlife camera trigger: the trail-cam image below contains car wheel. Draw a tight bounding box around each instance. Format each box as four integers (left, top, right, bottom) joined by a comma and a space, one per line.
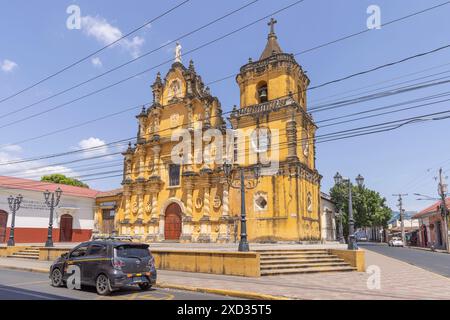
50, 268, 63, 287
139, 282, 151, 291
96, 274, 112, 296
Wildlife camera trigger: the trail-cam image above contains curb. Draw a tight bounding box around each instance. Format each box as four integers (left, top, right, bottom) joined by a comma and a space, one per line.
0, 265, 48, 274
0, 264, 291, 300
407, 246, 449, 254
155, 282, 291, 300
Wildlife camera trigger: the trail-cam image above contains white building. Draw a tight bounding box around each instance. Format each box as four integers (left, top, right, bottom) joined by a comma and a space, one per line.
0, 176, 99, 244
320, 192, 337, 242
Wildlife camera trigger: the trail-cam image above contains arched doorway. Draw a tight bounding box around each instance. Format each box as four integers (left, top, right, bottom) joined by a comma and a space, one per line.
422, 225, 428, 247
0, 210, 8, 243
164, 203, 182, 240
59, 214, 73, 242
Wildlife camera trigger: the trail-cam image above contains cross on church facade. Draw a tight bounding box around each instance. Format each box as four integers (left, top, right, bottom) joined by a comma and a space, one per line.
268, 18, 277, 34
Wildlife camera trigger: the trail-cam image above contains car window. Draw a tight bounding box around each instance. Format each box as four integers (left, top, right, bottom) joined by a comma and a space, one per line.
115, 245, 150, 258
70, 245, 89, 258
87, 244, 107, 256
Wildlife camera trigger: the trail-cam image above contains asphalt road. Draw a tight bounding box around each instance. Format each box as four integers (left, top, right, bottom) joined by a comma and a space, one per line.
359, 243, 450, 277
0, 268, 236, 300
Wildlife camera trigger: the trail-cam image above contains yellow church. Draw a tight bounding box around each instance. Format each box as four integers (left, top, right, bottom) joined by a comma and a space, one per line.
95, 19, 322, 243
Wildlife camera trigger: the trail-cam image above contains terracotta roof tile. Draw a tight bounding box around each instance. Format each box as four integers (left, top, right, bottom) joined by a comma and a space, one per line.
0, 175, 100, 199
413, 197, 450, 219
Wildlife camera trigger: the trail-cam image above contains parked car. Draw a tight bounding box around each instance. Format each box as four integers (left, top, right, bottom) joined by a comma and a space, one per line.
49, 240, 157, 295
389, 237, 404, 247
357, 235, 368, 242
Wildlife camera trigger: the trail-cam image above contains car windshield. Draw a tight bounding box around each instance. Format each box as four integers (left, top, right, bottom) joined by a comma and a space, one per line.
114, 245, 150, 258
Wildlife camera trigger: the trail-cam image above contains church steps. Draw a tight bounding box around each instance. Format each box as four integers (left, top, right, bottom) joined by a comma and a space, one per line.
257, 249, 357, 275
259, 254, 333, 260
260, 266, 356, 276
7, 247, 40, 260
260, 257, 345, 264
260, 261, 351, 270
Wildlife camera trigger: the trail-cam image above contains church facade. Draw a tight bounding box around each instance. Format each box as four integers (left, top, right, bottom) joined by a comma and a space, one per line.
95, 20, 322, 243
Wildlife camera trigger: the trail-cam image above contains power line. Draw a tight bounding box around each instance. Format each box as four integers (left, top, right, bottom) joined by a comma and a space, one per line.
0, 0, 305, 131
206, 1, 450, 86
0, 0, 191, 105
0, 0, 261, 120
2, 2, 447, 132
2, 38, 450, 168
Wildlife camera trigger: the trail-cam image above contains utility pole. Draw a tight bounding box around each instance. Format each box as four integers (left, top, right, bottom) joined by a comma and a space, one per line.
437, 168, 449, 252
393, 193, 408, 245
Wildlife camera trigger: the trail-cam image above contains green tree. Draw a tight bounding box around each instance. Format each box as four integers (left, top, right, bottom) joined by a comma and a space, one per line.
41, 174, 89, 188
330, 183, 392, 238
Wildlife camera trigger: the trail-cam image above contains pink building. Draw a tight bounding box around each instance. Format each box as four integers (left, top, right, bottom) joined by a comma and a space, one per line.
413, 197, 450, 249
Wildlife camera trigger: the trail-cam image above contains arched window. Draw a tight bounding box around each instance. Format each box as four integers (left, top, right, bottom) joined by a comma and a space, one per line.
257, 82, 268, 103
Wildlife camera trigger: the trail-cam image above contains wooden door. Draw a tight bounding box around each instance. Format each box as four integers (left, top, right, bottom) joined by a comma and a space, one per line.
101, 209, 115, 234
164, 203, 182, 240
0, 210, 7, 243
59, 214, 73, 242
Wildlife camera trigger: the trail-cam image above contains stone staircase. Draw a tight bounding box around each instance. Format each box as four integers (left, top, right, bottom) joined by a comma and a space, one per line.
257, 249, 356, 276
7, 247, 40, 260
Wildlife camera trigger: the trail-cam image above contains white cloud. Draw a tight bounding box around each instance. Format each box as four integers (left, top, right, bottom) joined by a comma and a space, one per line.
91, 57, 103, 68
81, 15, 145, 58
0, 144, 23, 153
1, 59, 18, 73
78, 137, 109, 158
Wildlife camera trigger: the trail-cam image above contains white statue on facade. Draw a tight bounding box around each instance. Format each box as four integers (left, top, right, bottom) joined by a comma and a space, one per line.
175, 42, 182, 63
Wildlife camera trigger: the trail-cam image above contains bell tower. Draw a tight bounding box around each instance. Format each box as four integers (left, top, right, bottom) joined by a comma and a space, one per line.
236, 18, 310, 109
229, 19, 322, 242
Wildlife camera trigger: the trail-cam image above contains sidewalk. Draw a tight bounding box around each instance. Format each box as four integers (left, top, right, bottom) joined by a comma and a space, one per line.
0, 242, 347, 251
1, 248, 450, 299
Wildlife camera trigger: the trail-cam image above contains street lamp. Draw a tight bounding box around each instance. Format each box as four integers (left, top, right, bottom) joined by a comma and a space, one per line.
7, 194, 23, 246
334, 172, 364, 250
44, 188, 63, 247
223, 161, 261, 252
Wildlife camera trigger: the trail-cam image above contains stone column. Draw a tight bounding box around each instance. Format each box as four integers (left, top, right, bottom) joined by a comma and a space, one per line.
204, 101, 211, 129
286, 113, 298, 161
218, 181, 231, 243
181, 179, 194, 242
187, 103, 194, 131
152, 145, 161, 177
136, 186, 144, 221
145, 192, 159, 242
198, 184, 211, 242
138, 150, 145, 178
158, 213, 165, 241
123, 188, 131, 220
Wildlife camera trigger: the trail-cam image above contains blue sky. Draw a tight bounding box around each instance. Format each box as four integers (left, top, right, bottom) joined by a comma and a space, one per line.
0, 0, 449, 212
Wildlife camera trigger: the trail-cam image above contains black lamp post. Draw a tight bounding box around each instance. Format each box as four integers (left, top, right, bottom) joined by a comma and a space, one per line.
7, 194, 23, 246
223, 161, 261, 252
44, 188, 63, 247
334, 172, 364, 250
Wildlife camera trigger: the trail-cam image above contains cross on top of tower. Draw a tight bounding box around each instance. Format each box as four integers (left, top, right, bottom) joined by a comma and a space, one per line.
268, 18, 277, 35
